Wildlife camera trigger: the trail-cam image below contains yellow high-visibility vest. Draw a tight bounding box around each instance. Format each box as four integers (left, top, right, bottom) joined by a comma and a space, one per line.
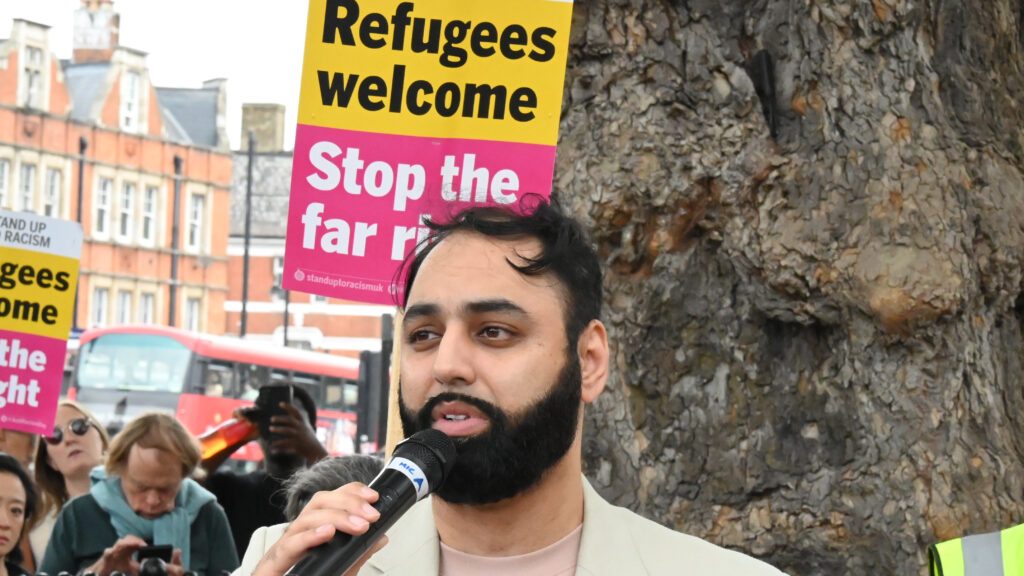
929, 523, 1024, 576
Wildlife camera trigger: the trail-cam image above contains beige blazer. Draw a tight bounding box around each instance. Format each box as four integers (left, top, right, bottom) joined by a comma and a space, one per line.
235, 479, 787, 576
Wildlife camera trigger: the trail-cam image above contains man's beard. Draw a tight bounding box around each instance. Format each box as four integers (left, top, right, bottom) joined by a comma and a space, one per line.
399, 352, 582, 505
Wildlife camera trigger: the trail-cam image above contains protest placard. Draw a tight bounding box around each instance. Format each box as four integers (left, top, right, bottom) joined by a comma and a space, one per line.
0, 210, 82, 434
283, 0, 574, 304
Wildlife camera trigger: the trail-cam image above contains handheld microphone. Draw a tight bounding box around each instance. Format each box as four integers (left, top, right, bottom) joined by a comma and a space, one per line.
285, 429, 456, 576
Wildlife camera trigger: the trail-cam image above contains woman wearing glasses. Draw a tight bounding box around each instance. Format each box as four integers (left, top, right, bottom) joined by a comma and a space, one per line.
29, 401, 109, 566
0, 452, 37, 576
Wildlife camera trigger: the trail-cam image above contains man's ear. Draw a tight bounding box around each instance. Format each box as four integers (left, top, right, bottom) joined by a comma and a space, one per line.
577, 319, 609, 404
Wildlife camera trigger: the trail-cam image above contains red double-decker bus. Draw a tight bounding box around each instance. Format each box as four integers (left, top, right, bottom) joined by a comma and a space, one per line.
70, 325, 363, 460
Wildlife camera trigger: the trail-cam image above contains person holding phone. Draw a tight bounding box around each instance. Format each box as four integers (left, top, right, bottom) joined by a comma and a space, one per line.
40, 413, 238, 576
203, 385, 327, 559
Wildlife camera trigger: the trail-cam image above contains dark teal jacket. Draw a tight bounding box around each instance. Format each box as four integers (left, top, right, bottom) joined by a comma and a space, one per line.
40, 493, 239, 576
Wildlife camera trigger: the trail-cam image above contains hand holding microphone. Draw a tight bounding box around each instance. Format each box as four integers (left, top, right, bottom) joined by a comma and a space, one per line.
253, 429, 456, 576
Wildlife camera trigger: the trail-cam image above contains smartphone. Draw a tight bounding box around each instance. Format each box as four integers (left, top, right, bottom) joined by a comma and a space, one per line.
255, 385, 293, 441
136, 544, 173, 563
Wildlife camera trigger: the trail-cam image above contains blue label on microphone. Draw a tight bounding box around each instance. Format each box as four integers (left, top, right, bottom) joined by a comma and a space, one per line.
388, 457, 430, 500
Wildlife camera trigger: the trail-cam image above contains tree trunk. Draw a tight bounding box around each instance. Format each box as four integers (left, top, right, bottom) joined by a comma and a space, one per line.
557, 1, 1024, 574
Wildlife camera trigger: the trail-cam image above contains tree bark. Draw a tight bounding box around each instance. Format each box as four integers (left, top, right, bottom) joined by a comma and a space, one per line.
557, 1, 1024, 574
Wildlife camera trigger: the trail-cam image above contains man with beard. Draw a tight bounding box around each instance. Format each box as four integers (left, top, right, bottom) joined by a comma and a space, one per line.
242, 199, 786, 576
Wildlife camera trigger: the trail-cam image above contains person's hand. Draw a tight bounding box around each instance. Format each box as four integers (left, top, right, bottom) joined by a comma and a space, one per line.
268, 403, 328, 463
164, 548, 185, 576
230, 407, 261, 444
252, 483, 387, 576
84, 534, 147, 576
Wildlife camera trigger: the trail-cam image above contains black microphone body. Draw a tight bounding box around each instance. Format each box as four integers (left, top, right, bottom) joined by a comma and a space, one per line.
285, 429, 456, 576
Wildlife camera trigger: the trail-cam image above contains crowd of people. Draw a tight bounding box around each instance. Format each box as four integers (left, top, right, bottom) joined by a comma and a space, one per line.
0, 391, 382, 576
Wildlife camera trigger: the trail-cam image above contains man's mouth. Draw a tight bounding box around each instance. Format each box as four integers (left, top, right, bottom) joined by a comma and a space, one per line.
431, 401, 490, 436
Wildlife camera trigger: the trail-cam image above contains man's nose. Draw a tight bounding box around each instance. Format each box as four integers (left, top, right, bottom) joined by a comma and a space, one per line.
145, 491, 162, 507
432, 329, 474, 387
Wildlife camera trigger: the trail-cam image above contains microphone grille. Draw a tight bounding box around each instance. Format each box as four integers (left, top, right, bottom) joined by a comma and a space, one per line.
393, 429, 457, 490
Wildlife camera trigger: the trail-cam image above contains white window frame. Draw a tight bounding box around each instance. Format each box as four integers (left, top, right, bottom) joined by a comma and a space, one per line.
141, 185, 158, 245
44, 168, 62, 218
186, 192, 205, 252
92, 287, 109, 327
117, 290, 132, 324
118, 181, 135, 241
0, 159, 10, 208
185, 297, 201, 332
120, 70, 140, 132
139, 292, 155, 324
18, 163, 36, 212
23, 46, 44, 109
94, 176, 112, 238
271, 256, 285, 302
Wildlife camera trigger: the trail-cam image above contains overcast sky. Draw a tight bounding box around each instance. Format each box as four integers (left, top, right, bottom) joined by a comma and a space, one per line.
0, 0, 308, 150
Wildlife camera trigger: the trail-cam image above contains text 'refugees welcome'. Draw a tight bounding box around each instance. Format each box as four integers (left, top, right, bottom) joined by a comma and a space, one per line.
318, 0, 558, 122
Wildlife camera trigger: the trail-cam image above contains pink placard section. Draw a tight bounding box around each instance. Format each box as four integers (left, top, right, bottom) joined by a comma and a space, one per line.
0, 330, 66, 435
283, 124, 555, 304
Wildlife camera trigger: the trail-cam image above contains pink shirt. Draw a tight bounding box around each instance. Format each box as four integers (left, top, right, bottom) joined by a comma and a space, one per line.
439, 524, 583, 576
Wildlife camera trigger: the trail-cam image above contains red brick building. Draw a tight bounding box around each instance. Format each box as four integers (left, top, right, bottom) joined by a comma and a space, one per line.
0, 1, 232, 334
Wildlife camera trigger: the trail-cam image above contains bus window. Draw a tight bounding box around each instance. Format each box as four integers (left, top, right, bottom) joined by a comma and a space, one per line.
238, 364, 271, 400
324, 378, 343, 410
203, 361, 235, 397
76, 333, 191, 392
321, 378, 358, 412
345, 382, 358, 411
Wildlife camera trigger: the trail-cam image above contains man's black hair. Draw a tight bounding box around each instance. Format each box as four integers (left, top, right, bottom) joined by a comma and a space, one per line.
399, 196, 602, 346
0, 451, 36, 565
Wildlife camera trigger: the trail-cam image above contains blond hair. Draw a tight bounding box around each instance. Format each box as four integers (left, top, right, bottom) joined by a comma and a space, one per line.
106, 412, 202, 479
34, 400, 111, 517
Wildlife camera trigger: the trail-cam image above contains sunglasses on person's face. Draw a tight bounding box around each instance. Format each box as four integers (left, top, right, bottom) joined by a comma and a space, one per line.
45, 418, 94, 445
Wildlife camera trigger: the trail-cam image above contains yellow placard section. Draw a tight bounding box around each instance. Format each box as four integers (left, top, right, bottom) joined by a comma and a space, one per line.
298, 0, 574, 145
0, 247, 80, 340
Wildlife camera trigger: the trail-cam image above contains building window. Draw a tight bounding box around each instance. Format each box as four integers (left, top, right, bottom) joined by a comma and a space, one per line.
271, 256, 285, 301
120, 70, 140, 132
311, 293, 328, 304
18, 163, 36, 212
187, 193, 205, 251
94, 177, 112, 237
23, 46, 43, 109
139, 293, 155, 324
119, 181, 135, 240
117, 290, 132, 324
185, 297, 201, 332
44, 168, 62, 217
92, 287, 109, 327
142, 186, 158, 244
0, 159, 9, 208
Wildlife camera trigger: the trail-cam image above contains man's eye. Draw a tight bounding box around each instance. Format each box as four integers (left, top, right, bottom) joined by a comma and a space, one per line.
480, 326, 510, 339
408, 329, 437, 343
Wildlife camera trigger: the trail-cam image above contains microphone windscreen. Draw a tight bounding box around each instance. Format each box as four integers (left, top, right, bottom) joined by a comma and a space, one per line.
391, 428, 456, 493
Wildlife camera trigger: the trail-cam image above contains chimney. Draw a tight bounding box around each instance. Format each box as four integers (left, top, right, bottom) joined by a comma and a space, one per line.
203, 78, 230, 151
240, 103, 286, 152
73, 0, 119, 63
